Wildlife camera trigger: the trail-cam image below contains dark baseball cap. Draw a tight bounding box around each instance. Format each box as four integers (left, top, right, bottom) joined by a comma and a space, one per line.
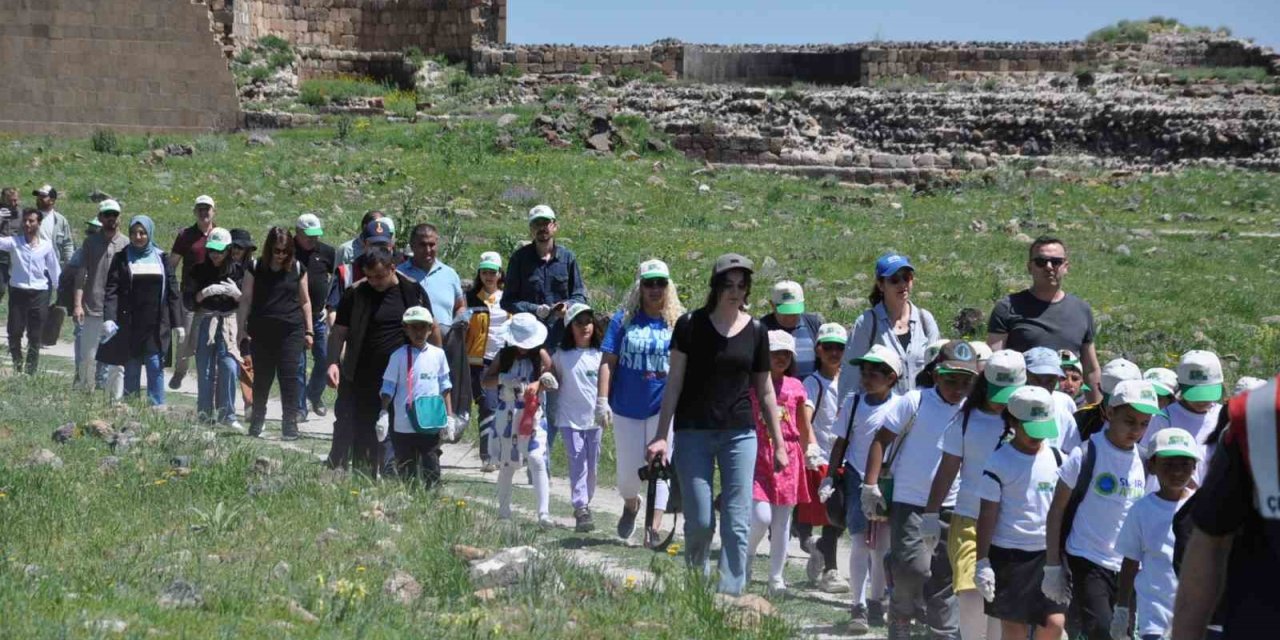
33, 184, 57, 198
362, 219, 393, 245
712, 253, 754, 277
935, 340, 980, 376
230, 228, 255, 249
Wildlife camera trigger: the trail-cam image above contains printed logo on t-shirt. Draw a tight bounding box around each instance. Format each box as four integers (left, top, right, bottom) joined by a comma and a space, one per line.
621, 323, 671, 374
1037, 481, 1056, 493
1093, 472, 1144, 498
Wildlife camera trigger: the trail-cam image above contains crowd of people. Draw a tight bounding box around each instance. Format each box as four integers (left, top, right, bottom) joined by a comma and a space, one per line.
1, 185, 1275, 640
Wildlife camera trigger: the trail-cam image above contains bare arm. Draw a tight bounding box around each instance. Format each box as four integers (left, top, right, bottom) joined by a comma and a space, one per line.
297, 272, 312, 329
236, 271, 255, 343
754, 371, 786, 448
481, 357, 501, 389
798, 400, 816, 449
598, 352, 618, 406
325, 323, 348, 388
863, 428, 898, 487
1116, 557, 1139, 613
925, 453, 962, 514
976, 499, 999, 561
652, 348, 687, 443
1081, 342, 1103, 404
1044, 481, 1073, 566
1171, 527, 1233, 640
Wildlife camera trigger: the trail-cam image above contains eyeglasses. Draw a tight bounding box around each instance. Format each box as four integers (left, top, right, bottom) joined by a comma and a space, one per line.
1032, 257, 1066, 269
642, 279, 669, 289
885, 272, 914, 286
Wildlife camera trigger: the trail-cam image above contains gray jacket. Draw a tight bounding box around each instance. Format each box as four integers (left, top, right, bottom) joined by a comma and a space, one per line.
838, 301, 941, 402
38, 209, 75, 265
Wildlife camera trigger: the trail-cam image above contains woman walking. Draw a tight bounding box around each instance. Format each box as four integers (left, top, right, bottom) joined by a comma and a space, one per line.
0, 208, 60, 374
237, 226, 313, 439
838, 252, 941, 401
647, 253, 788, 595
189, 227, 246, 430
464, 251, 510, 472
98, 215, 182, 405
598, 259, 684, 546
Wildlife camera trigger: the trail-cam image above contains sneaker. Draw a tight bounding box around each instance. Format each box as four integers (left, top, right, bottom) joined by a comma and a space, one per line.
766, 578, 787, 598
866, 600, 886, 627
886, 618, 912, 640
616, 505, 638, 540
311, 398, 327, 417
481, 462, 497, 473
167, 370, 185, 390
818, 569, 851, 594
282, 431, 300, 441
247, 424, 264, 438
574, 507, 595, 533
848, 603, 870, 634
805, 542, 824, 583
226, 420, 246, 434
538, 514, 555, 530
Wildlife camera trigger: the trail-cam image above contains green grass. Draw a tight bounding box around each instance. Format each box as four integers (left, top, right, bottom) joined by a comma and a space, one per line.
298, 76, 391, 107
1086, 17, 1229, 43
1165, 66, 1273, 84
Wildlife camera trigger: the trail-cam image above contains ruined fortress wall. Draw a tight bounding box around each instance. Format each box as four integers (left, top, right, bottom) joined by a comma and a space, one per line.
241, 0, 505, 61
682, 47, 862, 85
471, 42, 683, 77
0, 0, 242, 135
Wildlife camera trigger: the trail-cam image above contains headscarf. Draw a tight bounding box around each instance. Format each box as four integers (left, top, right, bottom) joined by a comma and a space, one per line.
126, 215, 158, 261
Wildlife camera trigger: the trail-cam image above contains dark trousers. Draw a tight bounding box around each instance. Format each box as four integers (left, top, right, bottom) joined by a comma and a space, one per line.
1066, 554, 1117, 640
0, 261, 10, 304
8, 287, 49, 374
390, 430, 442, 487
889, 504, 958, 637
248, 318, 304, 434
793, 522, 844, 572
329, 382, 384, 471
470, 363, 494, 462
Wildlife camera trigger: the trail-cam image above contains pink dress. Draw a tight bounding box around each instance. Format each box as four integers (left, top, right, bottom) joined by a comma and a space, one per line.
751, 375, 810, 506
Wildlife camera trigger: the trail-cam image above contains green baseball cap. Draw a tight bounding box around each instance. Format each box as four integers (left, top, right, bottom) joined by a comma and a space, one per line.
1007, 386, 1059, 439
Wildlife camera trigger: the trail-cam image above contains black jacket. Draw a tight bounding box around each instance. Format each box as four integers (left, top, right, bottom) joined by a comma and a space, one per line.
335, 275, 428, 385
97, 250, 183, 366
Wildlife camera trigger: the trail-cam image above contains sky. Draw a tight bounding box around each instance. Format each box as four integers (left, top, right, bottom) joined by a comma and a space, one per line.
508, 1, 1279, 49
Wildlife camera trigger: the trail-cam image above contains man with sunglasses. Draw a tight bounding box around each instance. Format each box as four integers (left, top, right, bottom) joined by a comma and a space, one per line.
72, 199, 128, 392
987, 236, 1102, 403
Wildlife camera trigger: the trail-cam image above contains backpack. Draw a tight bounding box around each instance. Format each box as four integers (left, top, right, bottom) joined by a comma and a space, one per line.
1059, 440, 1097, 560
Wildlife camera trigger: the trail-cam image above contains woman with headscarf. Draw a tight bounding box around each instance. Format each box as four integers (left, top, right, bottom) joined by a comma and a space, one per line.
98, 215, 184, 406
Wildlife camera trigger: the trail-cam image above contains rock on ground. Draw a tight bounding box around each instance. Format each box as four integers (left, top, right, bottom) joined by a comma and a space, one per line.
469, 545, 542, 589
383, 569, 422, 605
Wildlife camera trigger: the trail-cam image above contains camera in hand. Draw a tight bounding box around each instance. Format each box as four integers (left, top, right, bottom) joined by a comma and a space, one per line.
638, 458, 673, 482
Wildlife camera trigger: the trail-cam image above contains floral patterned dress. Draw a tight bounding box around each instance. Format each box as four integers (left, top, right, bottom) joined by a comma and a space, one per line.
488, 358, 547, 468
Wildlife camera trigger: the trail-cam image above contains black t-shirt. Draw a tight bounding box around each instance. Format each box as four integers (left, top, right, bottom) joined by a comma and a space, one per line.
1191, 430, 1280, 635
987, 289, 1095, 354
671, 309, 770, 431
346, 286, 408, 383
190, 260, 245, 313
250, 259, 302, 324
296, 241, 335, 319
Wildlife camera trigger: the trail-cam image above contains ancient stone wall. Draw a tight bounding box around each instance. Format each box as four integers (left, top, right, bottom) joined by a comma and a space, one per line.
0, 0, 242, 135
470, 41, 683, 77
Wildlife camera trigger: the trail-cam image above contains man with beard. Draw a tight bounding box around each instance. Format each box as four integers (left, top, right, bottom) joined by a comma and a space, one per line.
72, 200, 129, 392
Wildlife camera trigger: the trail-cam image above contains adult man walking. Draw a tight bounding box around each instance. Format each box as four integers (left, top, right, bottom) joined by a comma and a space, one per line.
32, 185, 75, 268
398, 223, 464, 333
326, 217, 398, 324
294, 213, 336, 419
168, 194, 216, 387
336, 210, 389, 268
72, 200, 129, 393
0, 187, 21, 304
987, 236, 1101, 403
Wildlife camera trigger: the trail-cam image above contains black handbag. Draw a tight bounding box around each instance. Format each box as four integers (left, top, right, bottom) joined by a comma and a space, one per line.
825, 394, 861, 527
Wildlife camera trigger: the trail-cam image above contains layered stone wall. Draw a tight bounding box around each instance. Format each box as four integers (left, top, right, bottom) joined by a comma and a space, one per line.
0, 0, 242, 134
471, 41, 683, 77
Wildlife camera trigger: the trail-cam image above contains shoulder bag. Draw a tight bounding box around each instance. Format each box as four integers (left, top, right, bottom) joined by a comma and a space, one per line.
824, 393, 862, 527
404, 345, 448, 434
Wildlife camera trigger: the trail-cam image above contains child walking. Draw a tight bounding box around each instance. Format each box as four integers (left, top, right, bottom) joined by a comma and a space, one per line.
747, 330, 815, 595
379, 306, 453, 487
974, 386, 1067, 640
483, 312, 557, 527
1141, 350, 1223, 488
1112, 428, 1200, 640
836, 344, 904, 631
1044, 379, 1158, 640
552, 303, 604, 532
798, 323, 852, 594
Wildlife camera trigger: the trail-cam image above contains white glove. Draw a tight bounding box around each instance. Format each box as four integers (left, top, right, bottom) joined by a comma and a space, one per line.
447, 415, 466, 443
860, 483, 886, 521
1041, 565, 1070, 604
920, 513, 942, 553
818, 477, 835, 503
101, 320, 119, 342
594, 398, 613, 428
538, 371, 559, 391
804, 443, 824, 471
975, 558, 996, 602
199, 284, 226, 299
1109, 606, 1130, 640
535, 304, 551, 319
172, 327, 186, 346
221, 278, 242, 300
375, 410, 389, 442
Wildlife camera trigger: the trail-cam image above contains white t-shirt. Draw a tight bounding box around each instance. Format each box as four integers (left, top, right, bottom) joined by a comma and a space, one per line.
804, 372, 841, 457
1050, 391, 1082, 453
1058, 432, 1148, 570
1141, 401, 1219, 488
1116, 491, 1193, 638
978, 443, 1062, 551
942, 408, 1008, 519
483, 290, 509, 361
551, 348, 602, 431
836, 392, 903, 475
380, 344, 453, 434
883, 388, 963, 508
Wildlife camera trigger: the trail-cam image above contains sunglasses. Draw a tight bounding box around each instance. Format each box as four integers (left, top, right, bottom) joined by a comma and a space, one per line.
885, 272, 914, 286
1032, 257, 1066, 268
642, 278, 669, 289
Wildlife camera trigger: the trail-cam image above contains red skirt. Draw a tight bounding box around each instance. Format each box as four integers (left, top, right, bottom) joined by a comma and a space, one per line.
795, 464, 829, 527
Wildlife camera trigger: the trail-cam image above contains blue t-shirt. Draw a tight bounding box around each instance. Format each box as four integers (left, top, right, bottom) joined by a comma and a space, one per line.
601, 309, 672, 419
398, 260, 463, 327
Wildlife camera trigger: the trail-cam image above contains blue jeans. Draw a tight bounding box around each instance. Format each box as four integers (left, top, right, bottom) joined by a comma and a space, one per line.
843, 463, 871, 535
296, 315, 328, 414
123, 351, 165, 406
671, 427, 757, 595
195, 316, 238, 423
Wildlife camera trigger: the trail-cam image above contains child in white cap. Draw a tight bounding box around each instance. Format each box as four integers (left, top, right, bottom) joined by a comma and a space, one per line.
747, 330, 816, 596
1113, 428, 1200, 640
1140, 350, 1224, 487
379, 306, 454, 487
1023, 347, 1083, 453
797, 322, 851, 593
1058, 349, 1088, 408
551, 303, 603, 533
1142, 367, 1179, 411
1073, 357, 1142, 442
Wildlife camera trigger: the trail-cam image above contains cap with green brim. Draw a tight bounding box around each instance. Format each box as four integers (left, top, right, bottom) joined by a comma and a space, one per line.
988, 384, 1021, 404
816, 322, 847, 345
1007, 386, 1059, 439
936, 366, 978, 377
1151, 428, 1202, 460
852, 344, 903, 377
205, 227, 232, 252
87, 218, 103, 228
935, 340, 980, 376
1109, 380, 1166, 417
637, 258, 670, 280
478, 251, 502, 271
985, 349, 1027, 404
1179, 383, 1223, 403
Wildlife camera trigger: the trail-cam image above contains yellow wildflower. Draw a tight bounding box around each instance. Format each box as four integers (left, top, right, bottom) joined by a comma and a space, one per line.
455, 499, 467, 508
355, 566, 366, 573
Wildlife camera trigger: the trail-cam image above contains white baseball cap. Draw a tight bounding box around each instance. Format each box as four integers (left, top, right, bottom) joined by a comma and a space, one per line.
768, 330, 796, 355
97, 199, 121, 214
924, 338, 951, 365
816, 323, 847, 345
402, 305, 435, 325
205, 227, 232, 252
528, 204, 556, 222
1108, 379, 1165, 416
295, 213, 323, 237
1101, 358, 1143, 395
1234, 376, 1267, 395
1151, 427, 1202, 461
969, 341, 993, 363
564, 303, 593, 327
851, 343, 904, 377
1177, 350, 1224, 402
985, 349, 1027, 403
478, 251, 503, 271
1007, 386, 1059, 439
506, 313, 548, 349
194, 194, 215, 207
770, 281, 805, 314
638, 259, 670, 280
1143, 367, 1179, 398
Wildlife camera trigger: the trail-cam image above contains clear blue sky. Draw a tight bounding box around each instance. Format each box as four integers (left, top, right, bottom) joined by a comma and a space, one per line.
509, 1, 1279, 48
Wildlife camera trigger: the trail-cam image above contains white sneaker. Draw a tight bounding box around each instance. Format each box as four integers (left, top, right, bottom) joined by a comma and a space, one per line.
766, 578, 787, 598
817, 569, 851, 594
227, 420, 246, 433
538, 515, 555, 529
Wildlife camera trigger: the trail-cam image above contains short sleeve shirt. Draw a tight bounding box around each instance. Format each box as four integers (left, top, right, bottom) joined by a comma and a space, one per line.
1116, 492, 1190, 637
803, 372, 840, 456
882, 388, 963, 508
672, 309, 769, 431
171, 224, 209, 283
1058, 432, 1147, 570
941, 409, 1008, 519
988, 290, 1096, 354
398, 260, 464, 328
979, 443, 1061, 551
551, 348, 602, 431
601, 309, 672, 420
380, 344, 453, 434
